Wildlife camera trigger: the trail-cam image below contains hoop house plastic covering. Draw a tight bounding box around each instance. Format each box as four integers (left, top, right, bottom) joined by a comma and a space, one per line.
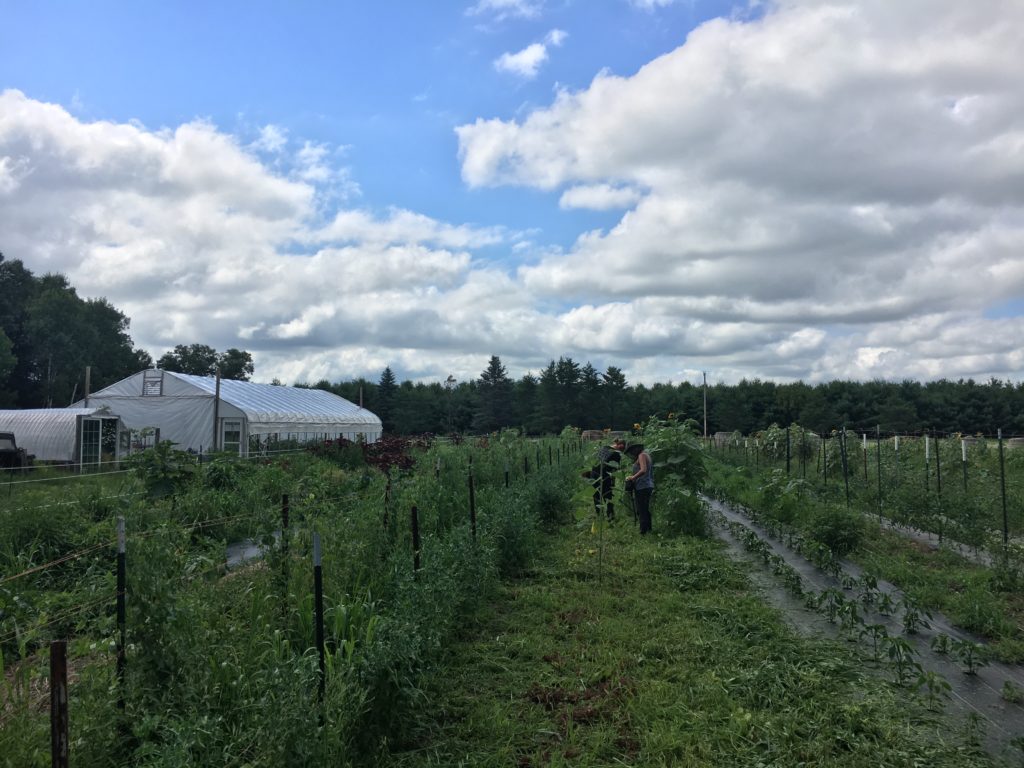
78, 370, 382, 454
0, 407, 122, 462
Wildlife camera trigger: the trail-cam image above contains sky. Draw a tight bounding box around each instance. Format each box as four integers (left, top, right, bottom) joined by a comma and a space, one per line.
1, 0, 1022, 388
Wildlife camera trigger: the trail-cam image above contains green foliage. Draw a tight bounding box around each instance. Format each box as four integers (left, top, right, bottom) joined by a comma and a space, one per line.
639, 415, 709, 537
128, 441, 197, 499
0, 432, 582, 765
807, 504, 864, 557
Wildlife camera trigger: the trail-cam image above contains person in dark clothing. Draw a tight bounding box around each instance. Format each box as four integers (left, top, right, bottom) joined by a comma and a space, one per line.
582, 438, 625, 521
625, 443, 654, 534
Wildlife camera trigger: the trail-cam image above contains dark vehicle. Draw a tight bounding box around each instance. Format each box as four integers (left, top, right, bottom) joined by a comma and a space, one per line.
0, 432, 32, 469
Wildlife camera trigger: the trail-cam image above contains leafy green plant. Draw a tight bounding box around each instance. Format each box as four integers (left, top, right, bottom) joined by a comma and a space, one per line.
808, 504, 864, 557
951, 638, 991, 675
128, 440, 197, 499
900, 598, 932, 634
1002, 679, 1024, 704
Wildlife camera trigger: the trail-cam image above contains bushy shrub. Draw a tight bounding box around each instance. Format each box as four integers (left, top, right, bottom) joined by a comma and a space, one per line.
808, 505, 864, 556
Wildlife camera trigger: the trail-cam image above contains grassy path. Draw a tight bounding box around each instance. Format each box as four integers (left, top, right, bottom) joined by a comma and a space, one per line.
383, 518, 997, 767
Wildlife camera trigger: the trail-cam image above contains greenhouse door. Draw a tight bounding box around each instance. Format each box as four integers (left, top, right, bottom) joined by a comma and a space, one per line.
220, 419, 243, 455
80, 417, 123, 469
81, 418, 101, 467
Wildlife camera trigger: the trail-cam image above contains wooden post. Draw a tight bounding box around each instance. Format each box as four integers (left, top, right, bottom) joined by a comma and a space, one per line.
212, 368, 222, 451
84, 365, 91, 409
312, 533, 325, 704
50, 640, 69, 768
504, 461, 509, 488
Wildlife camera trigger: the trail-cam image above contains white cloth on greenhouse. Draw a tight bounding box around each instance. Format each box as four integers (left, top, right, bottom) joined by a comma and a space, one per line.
0, 407, 120, 462
75, 370, 382, 453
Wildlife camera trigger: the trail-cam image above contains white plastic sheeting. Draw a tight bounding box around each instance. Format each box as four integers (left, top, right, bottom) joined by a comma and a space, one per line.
78, 370, 382, 454
0, 407, 123, 462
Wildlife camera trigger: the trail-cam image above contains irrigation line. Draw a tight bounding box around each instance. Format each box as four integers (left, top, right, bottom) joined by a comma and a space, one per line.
0, 542, 110, 586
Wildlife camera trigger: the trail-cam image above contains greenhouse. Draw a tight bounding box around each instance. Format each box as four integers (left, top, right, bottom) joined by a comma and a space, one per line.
0, 407, 127, 464
76, 369, 382, 455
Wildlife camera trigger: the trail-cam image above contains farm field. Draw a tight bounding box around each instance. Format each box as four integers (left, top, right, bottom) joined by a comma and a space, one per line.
382, 518, 996, 767
704, 436, 1024, 664
2, 420, 1022, 766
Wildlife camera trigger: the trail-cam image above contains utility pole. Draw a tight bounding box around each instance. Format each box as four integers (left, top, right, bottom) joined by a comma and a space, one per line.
702, 371, 708, 440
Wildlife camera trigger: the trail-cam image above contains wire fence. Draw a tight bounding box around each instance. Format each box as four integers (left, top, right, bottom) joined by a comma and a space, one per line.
707, 426, 1024, 564
0, 435, 586, 766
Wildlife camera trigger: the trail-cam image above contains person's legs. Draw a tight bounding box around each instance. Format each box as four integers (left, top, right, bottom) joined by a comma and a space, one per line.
636, 488, 653, 534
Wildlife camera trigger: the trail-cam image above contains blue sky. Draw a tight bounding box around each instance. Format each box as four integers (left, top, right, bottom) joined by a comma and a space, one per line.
3, 0, 735, 248
1, 0, 1021, 386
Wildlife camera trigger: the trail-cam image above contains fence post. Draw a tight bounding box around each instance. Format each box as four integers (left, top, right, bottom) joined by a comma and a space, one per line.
822, 435, 828, 487
468, 465, 477, 541
875, 426, 882, 523
116, 517, 126, 712
50, 640, 69, 768
786, 427, 791, 475
312, 533, 325, 704
435, 457, 441, 481
862, 433, 868, 482
894, 434, 900, 488
523, 454, 529, 477
924, 432, 930, 492
961, 438, 968, 494
840, 427, 851, 508
999, 429, 1009, 547
935, 434, 944, 543
411, 505, 421, 576
504, 460, 509, 489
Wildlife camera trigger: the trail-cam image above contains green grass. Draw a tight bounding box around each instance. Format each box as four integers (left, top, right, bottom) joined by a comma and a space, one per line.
383, 517, 995, 767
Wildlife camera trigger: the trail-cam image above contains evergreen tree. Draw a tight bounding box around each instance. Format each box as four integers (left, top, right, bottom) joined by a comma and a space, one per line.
601, 366, 628, 430
473, 355, 514, 432
533, 361, 562, 434
579, 362, 603, 429
514, 372, 539, 433
377, 366, 398, 433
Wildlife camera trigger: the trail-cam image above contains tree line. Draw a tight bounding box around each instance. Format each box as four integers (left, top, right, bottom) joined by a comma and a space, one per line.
303, 357, 1024, 437
3, 255, 1023, 435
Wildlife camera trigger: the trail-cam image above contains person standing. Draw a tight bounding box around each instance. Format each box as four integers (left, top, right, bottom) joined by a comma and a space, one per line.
583, 438, 625, 521
625, 443, 654, 534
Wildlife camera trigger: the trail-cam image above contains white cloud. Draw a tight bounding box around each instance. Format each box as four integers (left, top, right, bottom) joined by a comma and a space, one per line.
631, 0, 681, 9
494, 29, 567, 79
467, 0, 542, 21
251, 124, 288, 154
458, 0, 1024, 382
5, 0, 1024, 390
559, 183, 643, 210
